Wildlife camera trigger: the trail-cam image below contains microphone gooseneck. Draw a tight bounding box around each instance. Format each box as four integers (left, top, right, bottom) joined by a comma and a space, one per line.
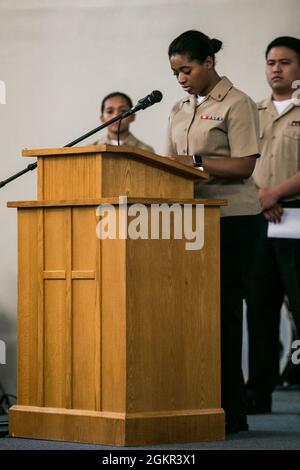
0, 91, 163, 188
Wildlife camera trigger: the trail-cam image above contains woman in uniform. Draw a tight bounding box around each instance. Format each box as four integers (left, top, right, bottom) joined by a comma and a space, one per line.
165, 29, 261, 433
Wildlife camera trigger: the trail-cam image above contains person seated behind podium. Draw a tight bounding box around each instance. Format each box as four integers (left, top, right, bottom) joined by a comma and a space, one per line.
93, 92, 154, 152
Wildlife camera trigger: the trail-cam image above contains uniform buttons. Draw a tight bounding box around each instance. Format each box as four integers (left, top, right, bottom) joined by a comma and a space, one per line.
270, 154, 274, 158
182, 150, 187, 154
272, 135, 276, 139
184, 128, 187, 132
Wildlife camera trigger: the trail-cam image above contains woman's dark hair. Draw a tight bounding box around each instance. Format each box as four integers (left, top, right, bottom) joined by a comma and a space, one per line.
168, 30, 222, 64
266, 36, 300, 62
101, 92, 133, 114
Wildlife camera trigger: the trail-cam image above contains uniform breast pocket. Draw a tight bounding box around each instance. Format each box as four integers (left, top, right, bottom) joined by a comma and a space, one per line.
283, 127, 300, 171
206, 124, 228, 156
283, 127, 300, 140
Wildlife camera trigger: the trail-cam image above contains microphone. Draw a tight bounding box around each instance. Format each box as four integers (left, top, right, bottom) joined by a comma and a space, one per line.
0, 91, 162, 187
129, 90, 163, 113
117, 90, 162, 144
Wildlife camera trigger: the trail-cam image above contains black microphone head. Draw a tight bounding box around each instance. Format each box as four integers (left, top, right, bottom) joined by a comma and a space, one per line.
150, 90, 163, 104
133, 90, 163, 112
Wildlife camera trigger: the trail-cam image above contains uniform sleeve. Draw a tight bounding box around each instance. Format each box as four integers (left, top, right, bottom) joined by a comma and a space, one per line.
139, 142, 155, 153
164, 114, 177, 156
129, 135, 154, 153
227, 96, 260, 158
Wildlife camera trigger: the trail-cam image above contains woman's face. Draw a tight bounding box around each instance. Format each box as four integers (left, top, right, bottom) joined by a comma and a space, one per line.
101, 95, 134, 136
170, 53, 212, 95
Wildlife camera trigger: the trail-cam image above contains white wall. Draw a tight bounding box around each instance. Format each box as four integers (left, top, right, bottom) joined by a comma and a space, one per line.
0, 0, 299, 395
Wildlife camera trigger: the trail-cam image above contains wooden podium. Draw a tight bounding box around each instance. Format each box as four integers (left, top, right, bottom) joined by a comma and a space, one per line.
8, 145, 225, 446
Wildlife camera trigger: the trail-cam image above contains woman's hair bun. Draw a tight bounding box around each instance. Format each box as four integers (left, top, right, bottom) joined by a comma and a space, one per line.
211, 38, 223, 53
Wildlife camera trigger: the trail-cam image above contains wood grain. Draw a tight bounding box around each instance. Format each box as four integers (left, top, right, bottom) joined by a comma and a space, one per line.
10, 148, 225, 445
10, 405, 224, 445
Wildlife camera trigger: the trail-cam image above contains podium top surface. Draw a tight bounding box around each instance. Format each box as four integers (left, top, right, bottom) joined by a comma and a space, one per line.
7, 197, 227, 208
22, 145, 208, 180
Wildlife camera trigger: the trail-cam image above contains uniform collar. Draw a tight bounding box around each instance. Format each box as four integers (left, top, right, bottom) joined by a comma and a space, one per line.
122, 132, 138, 146
258, 95, 299, 119
95, 132, 137, 145
209, 76, 233, 101
182, 76, 233, 106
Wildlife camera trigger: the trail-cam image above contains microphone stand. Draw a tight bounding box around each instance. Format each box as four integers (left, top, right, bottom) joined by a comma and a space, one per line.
0, 108, 134, 189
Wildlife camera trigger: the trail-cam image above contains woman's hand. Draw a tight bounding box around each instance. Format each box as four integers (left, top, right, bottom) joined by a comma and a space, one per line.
165, 154, 257, 178
165, 155, 194, 167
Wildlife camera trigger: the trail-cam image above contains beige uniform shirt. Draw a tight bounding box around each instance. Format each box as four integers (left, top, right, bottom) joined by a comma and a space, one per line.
166, 77, 261, 217
253, 97, 300, 201
94, 132, 154, 153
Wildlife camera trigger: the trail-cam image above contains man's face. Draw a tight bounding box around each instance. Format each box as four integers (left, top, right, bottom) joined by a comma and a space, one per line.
101, 95, 134, 136
266, 46, 300, 95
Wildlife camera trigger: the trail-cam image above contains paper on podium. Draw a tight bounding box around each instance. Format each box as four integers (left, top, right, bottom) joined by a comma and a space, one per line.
268, 208, 300, 239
